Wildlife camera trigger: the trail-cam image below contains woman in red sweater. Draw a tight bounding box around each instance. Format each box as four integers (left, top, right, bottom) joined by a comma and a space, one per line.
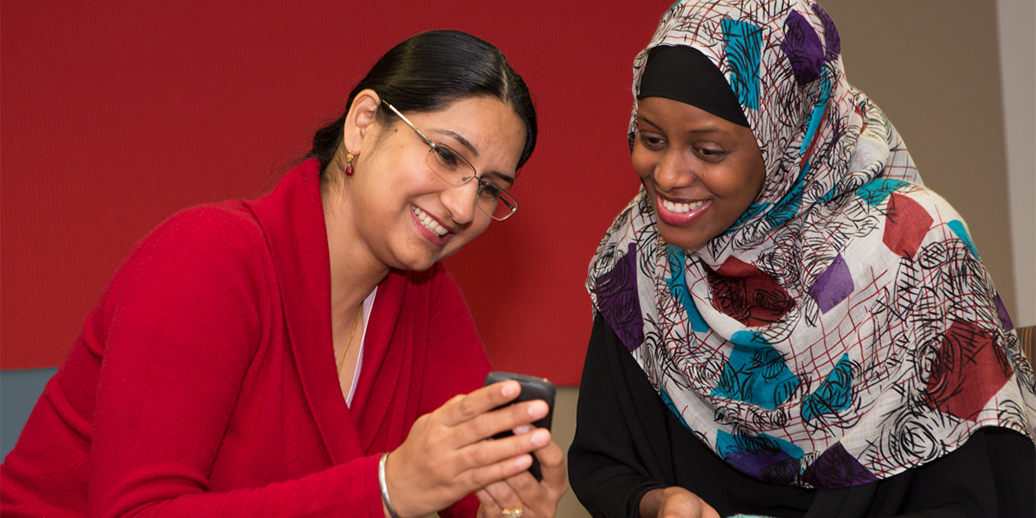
1, 30, 566, 518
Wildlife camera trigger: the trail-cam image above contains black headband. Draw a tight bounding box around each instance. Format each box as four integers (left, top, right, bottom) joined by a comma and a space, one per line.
638, 45, 750, 128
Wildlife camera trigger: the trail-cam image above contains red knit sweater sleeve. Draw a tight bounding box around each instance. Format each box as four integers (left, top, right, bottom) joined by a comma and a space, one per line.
83, 206, 382, 517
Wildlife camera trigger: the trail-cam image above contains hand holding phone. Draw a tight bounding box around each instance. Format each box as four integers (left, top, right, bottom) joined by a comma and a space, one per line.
484, 371, 556, 480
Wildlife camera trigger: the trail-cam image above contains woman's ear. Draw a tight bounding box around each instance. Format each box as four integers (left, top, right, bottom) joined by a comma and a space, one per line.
342, 89, 382, 154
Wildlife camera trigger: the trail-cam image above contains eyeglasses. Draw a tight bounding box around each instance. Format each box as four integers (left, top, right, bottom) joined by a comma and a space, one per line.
381, 100, 519, 221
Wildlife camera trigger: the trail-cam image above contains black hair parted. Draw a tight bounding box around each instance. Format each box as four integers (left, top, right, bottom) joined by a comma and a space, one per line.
308, 30, 537, 177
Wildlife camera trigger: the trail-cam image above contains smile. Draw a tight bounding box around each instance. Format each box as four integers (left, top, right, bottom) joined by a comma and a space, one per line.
660, 198, 706, 214
655, 194, 711, 226
412, 206, 449, 237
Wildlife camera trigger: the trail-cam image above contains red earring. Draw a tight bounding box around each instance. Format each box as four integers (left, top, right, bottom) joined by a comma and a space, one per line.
345, 152, 355, 176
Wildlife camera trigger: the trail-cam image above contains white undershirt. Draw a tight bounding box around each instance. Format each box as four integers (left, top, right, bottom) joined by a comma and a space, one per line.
346, 287, 377, 407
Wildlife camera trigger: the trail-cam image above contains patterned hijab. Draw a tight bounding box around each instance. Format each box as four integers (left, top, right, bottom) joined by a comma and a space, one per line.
587, 0, 1036, 488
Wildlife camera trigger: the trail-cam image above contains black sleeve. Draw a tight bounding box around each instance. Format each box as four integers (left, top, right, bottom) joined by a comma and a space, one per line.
810, 426, 1035, 518
982, 426, 1036, 517
568, 313, 668, 518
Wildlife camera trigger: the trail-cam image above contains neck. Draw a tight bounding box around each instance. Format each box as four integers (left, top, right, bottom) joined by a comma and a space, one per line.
322, 177, 389, 334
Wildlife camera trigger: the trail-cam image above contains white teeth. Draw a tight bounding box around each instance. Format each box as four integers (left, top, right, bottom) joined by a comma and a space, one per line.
661, 198, 706, 214
412, 206, 448, 237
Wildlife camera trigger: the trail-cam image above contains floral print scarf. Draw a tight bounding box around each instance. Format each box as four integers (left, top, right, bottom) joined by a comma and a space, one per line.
587, 0, 1036, 488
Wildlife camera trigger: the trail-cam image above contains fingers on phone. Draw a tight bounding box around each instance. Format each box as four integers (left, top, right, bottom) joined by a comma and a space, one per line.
461, 399, 547, 444
528, 428, 550, 447
444, 381, 521, 426
531, 440, 567, 489
463, 448, 534, 487
463, 426, 548, 471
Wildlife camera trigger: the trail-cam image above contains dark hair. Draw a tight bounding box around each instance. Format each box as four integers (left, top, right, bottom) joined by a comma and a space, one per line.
308, 30, 537, 178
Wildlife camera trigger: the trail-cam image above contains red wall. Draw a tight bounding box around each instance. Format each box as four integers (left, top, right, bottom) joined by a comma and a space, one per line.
1, 0, 668, 385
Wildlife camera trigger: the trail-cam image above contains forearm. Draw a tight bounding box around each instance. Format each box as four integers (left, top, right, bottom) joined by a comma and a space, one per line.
570, 314, 671, 518
92, 456, 383, 518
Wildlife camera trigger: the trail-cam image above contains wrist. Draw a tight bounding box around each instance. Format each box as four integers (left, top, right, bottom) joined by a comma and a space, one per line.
638, 486, 680, 518
379, 453, 403, 518
638, 488, 663, 518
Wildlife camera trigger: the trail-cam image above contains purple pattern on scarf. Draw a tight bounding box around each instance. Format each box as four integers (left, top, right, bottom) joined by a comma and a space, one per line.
811, 3, 841, 62
996, 294, 1014, 331
594, 243, 644, 351
727, 448, 800, 484
781, 10, 823, 87
800, 442, 878, 487
718, 434, 802, 485
808, 254, 854, 314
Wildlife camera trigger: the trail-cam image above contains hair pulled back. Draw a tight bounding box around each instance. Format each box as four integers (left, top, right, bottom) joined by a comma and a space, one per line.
308, 30, 537, 178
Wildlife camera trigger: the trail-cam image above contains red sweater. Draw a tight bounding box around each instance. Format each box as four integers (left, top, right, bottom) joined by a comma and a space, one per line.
1, 160, 491, 517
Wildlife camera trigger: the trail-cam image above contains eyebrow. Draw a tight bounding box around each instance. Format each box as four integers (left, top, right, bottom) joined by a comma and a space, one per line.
485, 171, 516, 188
429, 128, 517, 187
638, 115, 730, 136
431, 128, 480, 158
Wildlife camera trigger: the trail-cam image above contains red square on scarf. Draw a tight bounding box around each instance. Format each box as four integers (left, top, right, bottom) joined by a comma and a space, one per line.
924, 319, 1013, 421
883, 193, 933, 259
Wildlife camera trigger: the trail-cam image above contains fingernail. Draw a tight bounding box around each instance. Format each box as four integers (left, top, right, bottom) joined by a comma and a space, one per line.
513, 424, 532, 435
515, 455, 533, 469
501, 381, 519, 398
528, 401, 547, 417
531, 429, 550, 446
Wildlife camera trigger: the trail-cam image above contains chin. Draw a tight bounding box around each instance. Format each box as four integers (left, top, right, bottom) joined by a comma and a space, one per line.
407, 247, 457, 272
657, 224, 706, 252
399, 255, 438, 272
396, 238, 467, 271
382, 250, 433, 273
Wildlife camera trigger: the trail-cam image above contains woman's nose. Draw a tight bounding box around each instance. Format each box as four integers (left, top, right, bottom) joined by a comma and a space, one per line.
653, 150, 696, 191
440, 179, 479, 224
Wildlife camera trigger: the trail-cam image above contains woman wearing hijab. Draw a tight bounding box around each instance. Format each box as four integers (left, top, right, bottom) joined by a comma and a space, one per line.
568, 1, 1035, 517
1, 30, 565, 518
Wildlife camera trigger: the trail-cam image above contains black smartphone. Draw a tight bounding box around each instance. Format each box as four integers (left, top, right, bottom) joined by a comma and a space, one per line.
484, 371, 556, 480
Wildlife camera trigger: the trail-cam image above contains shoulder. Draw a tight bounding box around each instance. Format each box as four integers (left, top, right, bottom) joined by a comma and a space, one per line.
146, 201, 264, 250
800, 180, 990, 317
860, 181, 978, 259
126, 201, 267, 266
107, 201, 273, 302
823, 179, 973, 255
851, 179, 960, 223
85, 201, 276, 365
852, 182, 1003, 326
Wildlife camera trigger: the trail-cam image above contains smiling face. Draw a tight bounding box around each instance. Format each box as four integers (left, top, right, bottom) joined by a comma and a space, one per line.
343, 94, 526, 273
632, 96, 766, 252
